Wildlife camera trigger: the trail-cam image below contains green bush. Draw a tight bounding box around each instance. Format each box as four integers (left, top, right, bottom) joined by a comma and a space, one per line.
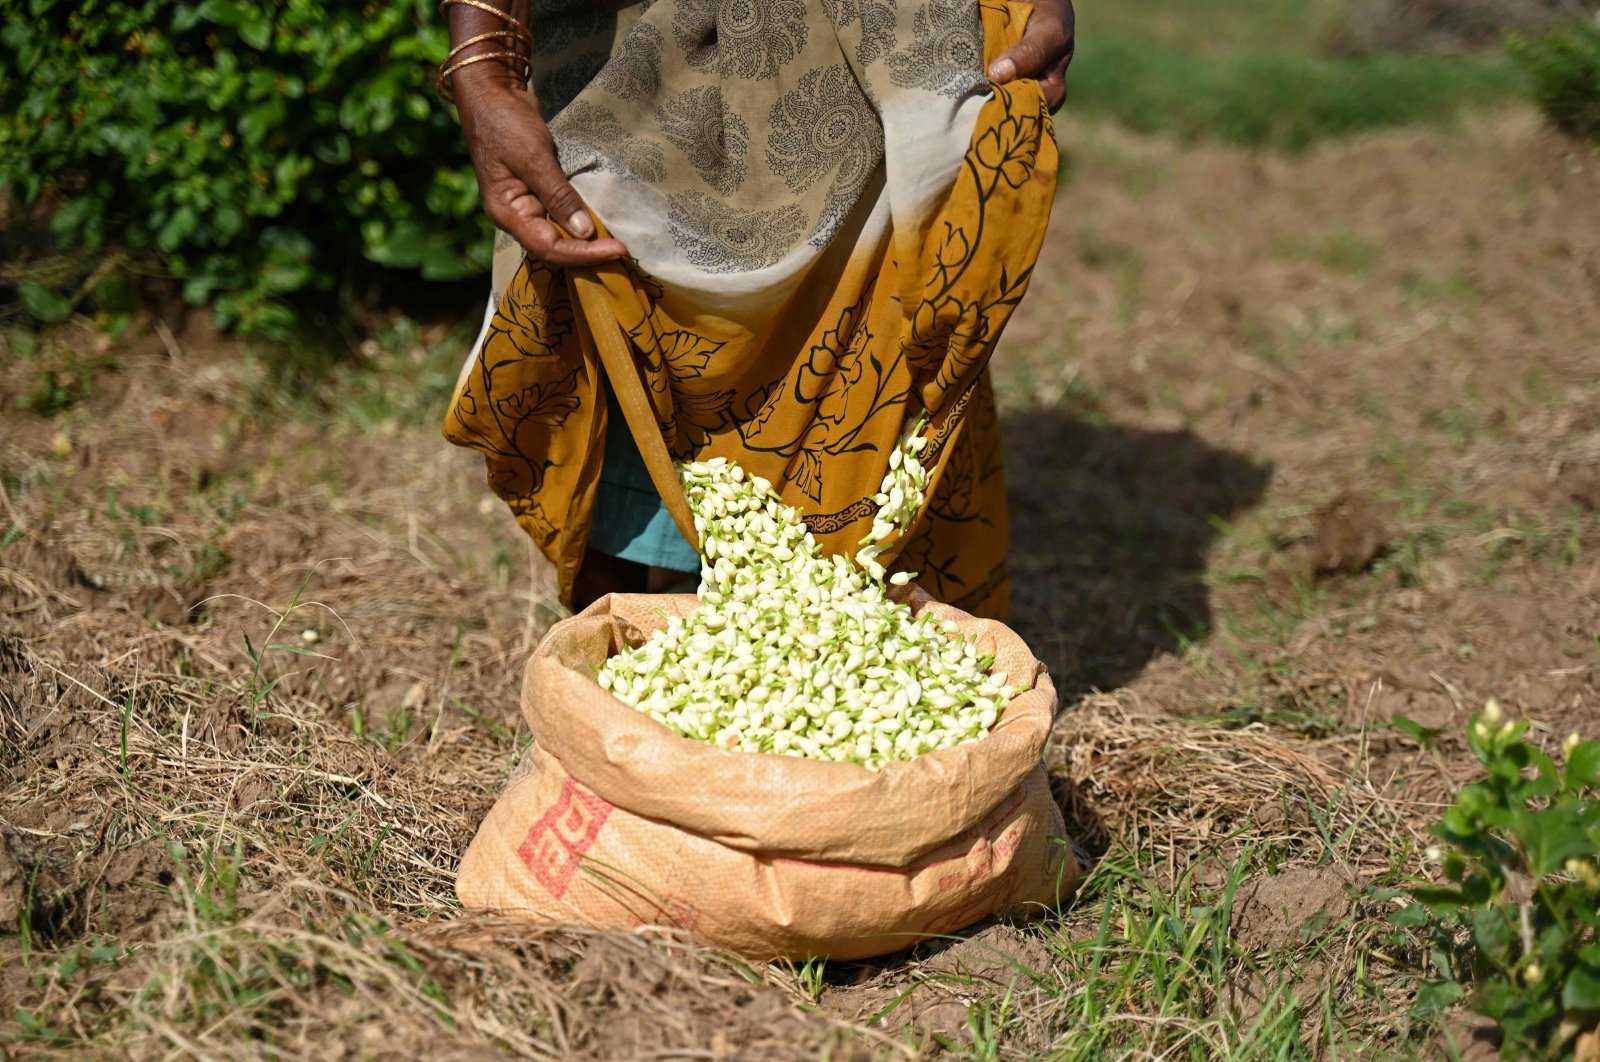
1509, 17, 1600, 143
1398, 701, 1600, 1056
0, 0, 489, 334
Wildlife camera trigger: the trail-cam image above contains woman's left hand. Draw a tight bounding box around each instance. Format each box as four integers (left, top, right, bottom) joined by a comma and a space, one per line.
986, 0, 1075, 113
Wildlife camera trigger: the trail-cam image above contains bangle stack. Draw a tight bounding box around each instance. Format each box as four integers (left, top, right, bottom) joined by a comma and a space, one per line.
437, 0, 534, 102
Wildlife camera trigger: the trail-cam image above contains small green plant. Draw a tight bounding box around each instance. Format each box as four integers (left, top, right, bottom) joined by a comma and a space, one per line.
1509, 18, 1600, 144
796, 956, 828, 1002
1401, 700, 1600, 1056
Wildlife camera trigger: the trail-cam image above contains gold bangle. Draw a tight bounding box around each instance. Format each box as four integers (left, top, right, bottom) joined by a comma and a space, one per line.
445, 29, 526, 65
436, 50, 532, 102
438, 0, 534, 49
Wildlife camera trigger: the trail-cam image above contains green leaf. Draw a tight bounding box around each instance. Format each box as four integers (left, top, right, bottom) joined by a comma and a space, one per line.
17, 280, 72, 322
364, 218, 437, 269
263, 643, 330, 658
1412, 978, 1464, 1016
1409, 885, 1469, 913
197, 0, 247, 28
1567, 740, 1600, 789
1392, 713, 1445, 749
1518, 805, 1596, 876
1388, 902, 1430, 928
236, 98, 285, 144
47, 195, 97, 239
155, 205, 199, 252
1474, 976, 1516, 1020
239, 17, 272, 50
1565, 962, 1600, 1013
1470, 906, 1516, 965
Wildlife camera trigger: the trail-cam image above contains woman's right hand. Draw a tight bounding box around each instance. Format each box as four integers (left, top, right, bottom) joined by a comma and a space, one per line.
454, 70, 629, 267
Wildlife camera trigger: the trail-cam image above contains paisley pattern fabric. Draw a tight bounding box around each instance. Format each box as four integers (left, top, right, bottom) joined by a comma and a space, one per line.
445, 0, 1057, 619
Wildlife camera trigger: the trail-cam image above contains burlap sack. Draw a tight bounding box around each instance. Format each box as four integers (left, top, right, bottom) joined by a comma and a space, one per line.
456, 587, 1076, 960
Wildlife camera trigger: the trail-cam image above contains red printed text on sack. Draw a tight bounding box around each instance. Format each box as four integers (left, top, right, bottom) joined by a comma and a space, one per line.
518, 778, 614, 900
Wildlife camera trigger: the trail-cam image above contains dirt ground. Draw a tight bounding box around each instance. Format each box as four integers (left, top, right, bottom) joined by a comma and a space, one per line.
2, 108, 1598, 1058
1006, 108, 1600, 737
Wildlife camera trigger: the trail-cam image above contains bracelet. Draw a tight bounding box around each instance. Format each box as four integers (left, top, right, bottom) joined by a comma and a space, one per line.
436, 50, 532, 103
439, 0, 534, 48
437, 0, 534, 103
445, 28, 525, 63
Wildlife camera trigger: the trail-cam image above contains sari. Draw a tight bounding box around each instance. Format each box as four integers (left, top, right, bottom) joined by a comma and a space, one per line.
444, 0, 1057, 619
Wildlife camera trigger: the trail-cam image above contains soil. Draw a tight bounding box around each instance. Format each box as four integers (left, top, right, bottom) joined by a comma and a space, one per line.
1225, 867, 1359, 1023
1232, 867, 1357, 956
825, 924, 1058, 1049
2, 108, 1598, 1057
1003, 110, 1600, 749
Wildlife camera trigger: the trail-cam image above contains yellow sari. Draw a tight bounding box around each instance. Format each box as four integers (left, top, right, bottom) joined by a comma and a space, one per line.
445, 0, 1056, 619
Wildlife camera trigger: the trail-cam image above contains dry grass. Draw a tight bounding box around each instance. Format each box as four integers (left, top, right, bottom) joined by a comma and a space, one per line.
5, 105, 1599, 1058
0, 395, 1445, 1058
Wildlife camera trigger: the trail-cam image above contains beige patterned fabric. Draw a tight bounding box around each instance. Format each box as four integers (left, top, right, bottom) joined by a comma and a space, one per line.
481, 0, 990, 303
448, 0, 1058, 617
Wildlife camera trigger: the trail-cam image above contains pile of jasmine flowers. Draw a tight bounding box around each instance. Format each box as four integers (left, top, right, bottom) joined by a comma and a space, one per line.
595, 420, 1020, 769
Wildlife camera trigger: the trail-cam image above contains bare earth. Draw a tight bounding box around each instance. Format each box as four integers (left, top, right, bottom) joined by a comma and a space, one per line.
2, 108, 1597, 1058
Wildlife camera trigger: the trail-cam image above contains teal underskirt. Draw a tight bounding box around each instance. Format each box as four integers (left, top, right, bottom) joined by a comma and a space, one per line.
587, 389, 702, 574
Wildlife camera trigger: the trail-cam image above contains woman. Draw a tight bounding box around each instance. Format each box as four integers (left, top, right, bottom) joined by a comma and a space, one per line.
442, 0, 1074, 616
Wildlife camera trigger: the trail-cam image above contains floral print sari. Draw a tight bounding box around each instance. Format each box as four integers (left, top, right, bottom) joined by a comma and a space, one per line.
445, 0, 1056, 618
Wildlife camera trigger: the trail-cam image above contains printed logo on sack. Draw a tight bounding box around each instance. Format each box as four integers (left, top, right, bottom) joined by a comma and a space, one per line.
518, 778, 614, 899
921, 862, 1023, 936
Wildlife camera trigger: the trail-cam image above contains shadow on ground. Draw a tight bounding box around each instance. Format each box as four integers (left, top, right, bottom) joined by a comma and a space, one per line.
1003, 406, 1273, 703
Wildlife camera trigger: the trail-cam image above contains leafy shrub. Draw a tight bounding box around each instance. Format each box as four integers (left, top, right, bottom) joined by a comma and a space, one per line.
0, 0, 489, 334
1400, 700, 1600, 1056
1509, 16, 1600, 142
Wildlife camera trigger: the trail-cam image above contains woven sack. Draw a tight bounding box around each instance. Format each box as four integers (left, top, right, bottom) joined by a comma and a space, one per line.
456, 587, 1076, 960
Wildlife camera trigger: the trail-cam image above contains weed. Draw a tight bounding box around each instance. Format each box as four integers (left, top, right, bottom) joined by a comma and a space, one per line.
1421, 405, 1476, 452
1520, 365, 1561, 407
1038, 851, 1322, 1058
1203, 692, 1345, 739
15, 351, 118, 417
796, 956, 828, 1001
1401, 702, 1600, 1056
1273, 229, 1381, 275
963, 992, 1010, 1061
1373, 527, 1448, 588
219, 562, 347, 703
1478, 508, 1593, 581
1509, 19, 1600, 143
1371, 431, 1432, 519
1401, 267, 1480, 310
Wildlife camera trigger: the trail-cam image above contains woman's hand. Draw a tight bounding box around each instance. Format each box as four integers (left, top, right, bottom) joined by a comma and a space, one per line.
986, 0, 1075, 113
455, 70, 628, 267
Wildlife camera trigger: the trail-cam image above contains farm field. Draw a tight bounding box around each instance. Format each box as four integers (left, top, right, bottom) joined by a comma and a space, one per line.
4, 3, 1600, 1058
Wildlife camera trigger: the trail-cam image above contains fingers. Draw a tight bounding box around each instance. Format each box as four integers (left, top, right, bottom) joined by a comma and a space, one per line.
499, 121, 598, 240
1039, 69, 1067, 113
988, 0, 1074, 85
484, 189, 628, 267
466, 88, 629, 266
